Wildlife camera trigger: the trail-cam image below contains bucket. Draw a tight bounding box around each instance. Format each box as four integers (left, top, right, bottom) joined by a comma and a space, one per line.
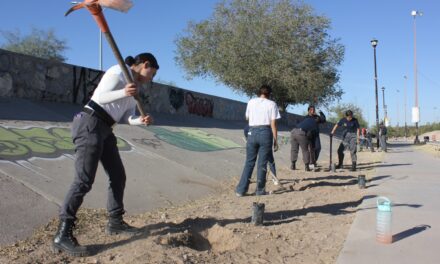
376, 197, 392, 244
251, 202, 265, 226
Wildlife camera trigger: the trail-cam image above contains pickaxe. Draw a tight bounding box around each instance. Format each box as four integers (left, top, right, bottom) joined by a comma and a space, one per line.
65, 0, 147, 117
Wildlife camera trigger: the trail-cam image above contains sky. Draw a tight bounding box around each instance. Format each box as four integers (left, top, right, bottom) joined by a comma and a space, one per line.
1, 0, 439, 126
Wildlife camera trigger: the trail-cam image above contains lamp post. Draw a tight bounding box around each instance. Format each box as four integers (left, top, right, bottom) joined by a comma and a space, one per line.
396, 89, 400, 127
412, 10, 422, 144
404, 75, 408, 138
382, 86, 387, 125
99, 31, 103, 71
371, 39, 380, 148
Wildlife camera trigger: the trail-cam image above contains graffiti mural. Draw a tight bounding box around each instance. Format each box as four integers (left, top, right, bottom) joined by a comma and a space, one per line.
169, 89, 184, 110
72, 66, 104, 104
0, 126, 130, 161
185, 92, 214, 117
132, 138, 162, 149
143, 126, 241, 152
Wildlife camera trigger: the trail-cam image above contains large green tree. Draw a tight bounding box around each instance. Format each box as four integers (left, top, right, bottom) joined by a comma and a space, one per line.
175, 0, 344, 110
1, 28, 67, 62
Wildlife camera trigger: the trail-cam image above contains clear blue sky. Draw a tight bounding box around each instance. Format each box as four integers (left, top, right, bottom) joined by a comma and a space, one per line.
1, 0, 439, 126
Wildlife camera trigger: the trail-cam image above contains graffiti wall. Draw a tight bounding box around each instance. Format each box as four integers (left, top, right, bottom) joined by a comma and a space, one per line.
0, 48, 313, 126
0, 49, 106, 105
0, 126, 130, 161
140, 126, 242, 152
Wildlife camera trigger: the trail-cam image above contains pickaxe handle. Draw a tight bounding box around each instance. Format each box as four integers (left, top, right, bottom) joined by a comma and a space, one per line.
103, 31, 146, 117
66, 1, 146, 117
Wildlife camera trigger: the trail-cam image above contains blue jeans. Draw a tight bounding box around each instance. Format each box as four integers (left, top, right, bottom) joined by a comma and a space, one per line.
236, 127, 273, 195
244, 125, 276, 176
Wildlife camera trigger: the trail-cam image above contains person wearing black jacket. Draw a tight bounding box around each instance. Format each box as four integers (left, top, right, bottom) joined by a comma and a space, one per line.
305, 105, 326, 166
331, 110, 360, 171
290, 115, 323, 171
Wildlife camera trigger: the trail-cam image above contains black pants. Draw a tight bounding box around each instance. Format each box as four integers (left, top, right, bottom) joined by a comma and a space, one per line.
60, 112, 126, 221
310, 135, 321, 163
337, 132, 357, 164
291, 129, 314, 165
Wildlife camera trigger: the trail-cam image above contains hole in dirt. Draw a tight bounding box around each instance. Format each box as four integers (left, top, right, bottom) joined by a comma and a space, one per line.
157, 230, 211, 251
156, 224, 240, 252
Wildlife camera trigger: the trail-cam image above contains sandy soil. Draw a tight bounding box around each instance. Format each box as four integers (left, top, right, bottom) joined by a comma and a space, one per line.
414, 143, 440, 159
0, 151, 382, 264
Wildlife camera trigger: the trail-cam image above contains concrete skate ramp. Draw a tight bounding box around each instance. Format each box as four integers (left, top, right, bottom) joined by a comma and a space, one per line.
1, 98, 328, 245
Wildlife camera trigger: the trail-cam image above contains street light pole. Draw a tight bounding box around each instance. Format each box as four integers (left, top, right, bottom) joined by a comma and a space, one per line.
412, 10, 422, 144
371, 39, 380, 148
382, 86, 387, 125
396, 89, 400, 127
99, 30, 103, 71
404, 75, 408, 138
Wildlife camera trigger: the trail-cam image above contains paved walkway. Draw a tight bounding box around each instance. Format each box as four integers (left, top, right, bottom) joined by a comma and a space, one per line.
338, 143, 440, 263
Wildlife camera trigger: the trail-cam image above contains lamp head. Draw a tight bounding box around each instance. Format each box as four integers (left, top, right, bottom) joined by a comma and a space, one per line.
371, 39, 378, 47
411, 10, 423, 17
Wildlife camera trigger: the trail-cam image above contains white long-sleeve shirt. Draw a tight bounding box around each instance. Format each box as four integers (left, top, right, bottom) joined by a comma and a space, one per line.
90, 64, 143, 125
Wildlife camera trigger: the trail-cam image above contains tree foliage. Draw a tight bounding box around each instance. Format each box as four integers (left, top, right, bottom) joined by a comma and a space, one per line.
328, 103, 368, 128
175, 0, 344, 110
386, 122, 440, 138
1, 28, 67, 62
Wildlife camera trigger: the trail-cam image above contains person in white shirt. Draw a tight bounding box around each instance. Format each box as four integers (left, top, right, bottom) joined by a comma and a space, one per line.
236, 85, 281, 196
53, 53, 159, 257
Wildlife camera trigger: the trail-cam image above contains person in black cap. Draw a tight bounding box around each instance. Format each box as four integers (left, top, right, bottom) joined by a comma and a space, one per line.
304, 105, 326, 167
331, 110, 360, 171
53, 52, 159, 257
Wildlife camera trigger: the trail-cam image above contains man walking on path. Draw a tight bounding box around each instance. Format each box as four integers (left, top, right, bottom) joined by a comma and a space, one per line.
379, 122, 388, 152
52, 53, 159, 257
331, 110, 360, 171
236, 85, 281, 196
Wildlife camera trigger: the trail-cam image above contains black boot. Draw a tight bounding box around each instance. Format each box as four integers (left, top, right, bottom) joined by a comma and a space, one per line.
106, 216, 141, 235
52, 220, 89, 257
290, 162, 296, 170
305, 164, 311, 172
350, 162, 357, 171
336, 157, 343, 169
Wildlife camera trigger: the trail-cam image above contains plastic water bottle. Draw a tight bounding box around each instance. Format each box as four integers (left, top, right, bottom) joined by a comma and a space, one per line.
376, 197, 392, 244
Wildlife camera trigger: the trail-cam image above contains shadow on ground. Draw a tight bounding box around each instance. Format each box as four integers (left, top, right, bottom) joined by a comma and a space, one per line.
85, 196, 372, 255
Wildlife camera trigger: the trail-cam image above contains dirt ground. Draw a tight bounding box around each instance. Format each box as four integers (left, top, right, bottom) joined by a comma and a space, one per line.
414, 143, 440, 159
0, 151, 383, 264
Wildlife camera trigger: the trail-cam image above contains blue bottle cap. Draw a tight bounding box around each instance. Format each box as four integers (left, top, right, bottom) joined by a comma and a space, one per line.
377, 196, 392, 212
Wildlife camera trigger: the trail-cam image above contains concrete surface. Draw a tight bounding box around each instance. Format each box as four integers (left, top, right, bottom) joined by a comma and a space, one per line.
0, 98, 335, 245
338, 142, 440, 263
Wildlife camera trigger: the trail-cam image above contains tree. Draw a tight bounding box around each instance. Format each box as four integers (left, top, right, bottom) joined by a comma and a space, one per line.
1, 28, 68, 62
175, 0, 344, 111
328, 103, 368, 128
